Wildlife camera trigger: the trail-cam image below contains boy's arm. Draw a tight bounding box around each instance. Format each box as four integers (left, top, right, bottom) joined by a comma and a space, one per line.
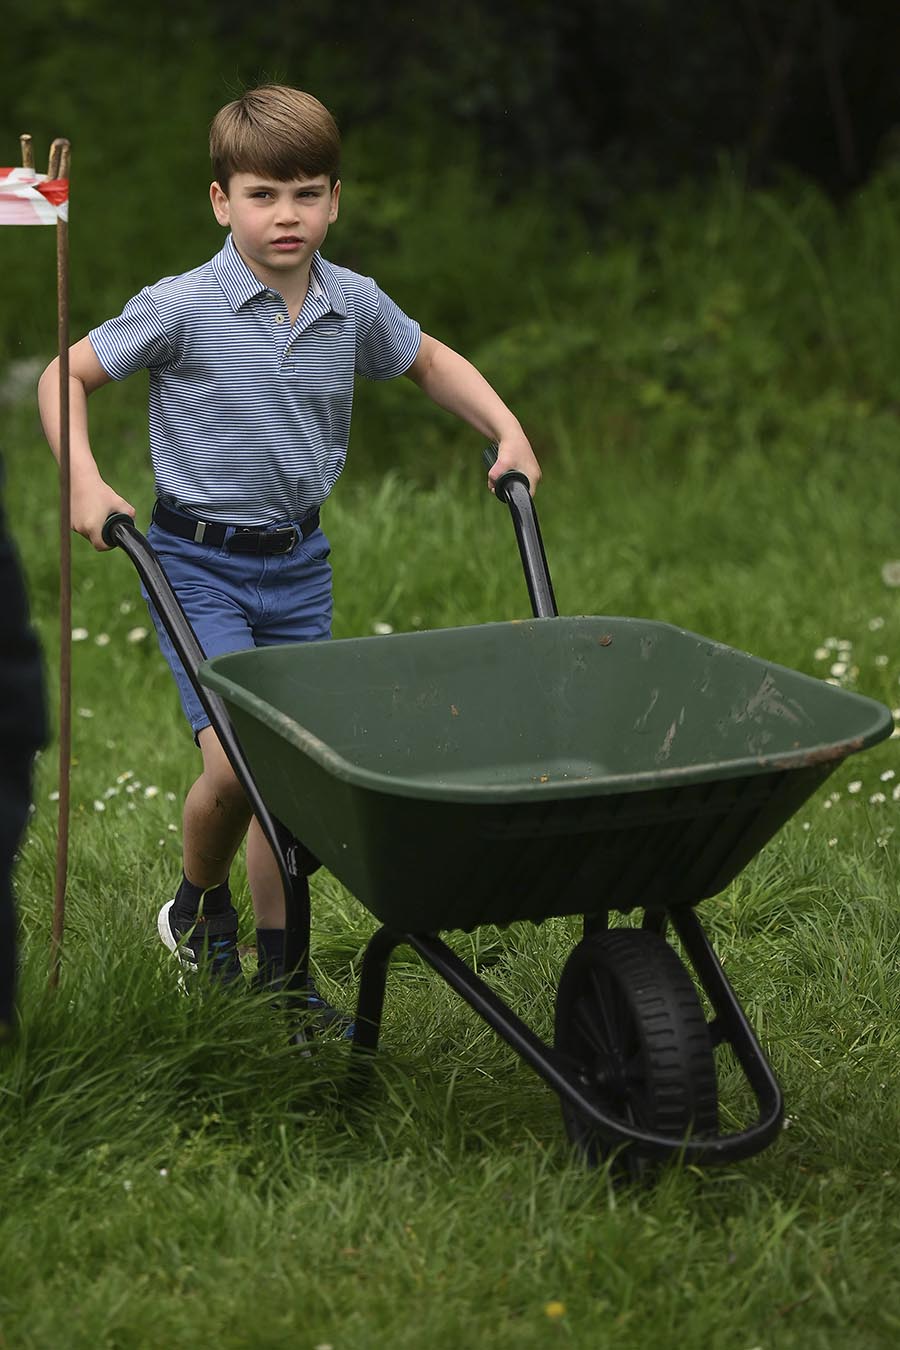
405, 333, 541, 494
38, 336, 136, 552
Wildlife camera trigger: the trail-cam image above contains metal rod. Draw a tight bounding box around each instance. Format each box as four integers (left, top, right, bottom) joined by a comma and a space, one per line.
49, 139, 71, 988
670, 907, 785, 1133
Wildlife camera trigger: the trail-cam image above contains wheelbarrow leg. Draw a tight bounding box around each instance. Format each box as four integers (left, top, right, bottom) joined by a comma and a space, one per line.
669, 906, 784, 1125
641, 908, 668, 938
582, 910, 608, 938
350, 925, 404, 1070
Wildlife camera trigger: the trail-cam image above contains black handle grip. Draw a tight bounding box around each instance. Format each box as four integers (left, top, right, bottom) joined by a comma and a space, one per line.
482, 443, 558, 619
482, 441, 532, 502
101, 511, 136, 549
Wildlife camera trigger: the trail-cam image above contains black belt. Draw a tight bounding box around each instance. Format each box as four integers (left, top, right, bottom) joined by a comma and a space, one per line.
152, 501, 320, 555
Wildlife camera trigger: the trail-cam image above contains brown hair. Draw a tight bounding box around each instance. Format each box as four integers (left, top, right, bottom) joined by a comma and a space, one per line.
210, 85, 341, 190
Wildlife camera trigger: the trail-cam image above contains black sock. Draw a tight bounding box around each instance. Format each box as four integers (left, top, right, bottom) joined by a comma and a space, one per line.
255, 927, 285, 979
174, 875, 231, 920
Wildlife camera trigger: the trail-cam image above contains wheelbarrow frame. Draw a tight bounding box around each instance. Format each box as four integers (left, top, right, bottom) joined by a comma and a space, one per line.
102, 461, 884, 1170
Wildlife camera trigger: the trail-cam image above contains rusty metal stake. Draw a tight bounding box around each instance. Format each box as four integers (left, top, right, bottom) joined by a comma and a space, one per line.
48, 137, 71, 989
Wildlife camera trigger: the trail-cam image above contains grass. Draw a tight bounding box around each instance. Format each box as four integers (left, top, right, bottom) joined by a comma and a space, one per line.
3, 169, 900, 1346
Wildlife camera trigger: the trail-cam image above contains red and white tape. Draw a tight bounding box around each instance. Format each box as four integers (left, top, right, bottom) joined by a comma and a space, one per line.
0, 167, 69, 225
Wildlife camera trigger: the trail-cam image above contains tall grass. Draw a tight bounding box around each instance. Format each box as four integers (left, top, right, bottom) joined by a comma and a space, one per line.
2, 168, 900, 1347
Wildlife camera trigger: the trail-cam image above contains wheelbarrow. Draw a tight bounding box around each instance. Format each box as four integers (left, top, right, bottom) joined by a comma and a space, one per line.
102, 455, 893, 1176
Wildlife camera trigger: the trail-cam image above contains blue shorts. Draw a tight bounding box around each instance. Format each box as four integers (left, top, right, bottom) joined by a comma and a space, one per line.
142, 518, 333, 735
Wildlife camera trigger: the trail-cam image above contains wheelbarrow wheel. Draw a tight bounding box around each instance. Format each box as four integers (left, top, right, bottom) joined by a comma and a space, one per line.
554, 928, 718, 1180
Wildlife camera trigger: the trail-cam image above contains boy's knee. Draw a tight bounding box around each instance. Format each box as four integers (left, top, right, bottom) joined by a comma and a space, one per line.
197, 730, 246, 804
203, 760, 245, 807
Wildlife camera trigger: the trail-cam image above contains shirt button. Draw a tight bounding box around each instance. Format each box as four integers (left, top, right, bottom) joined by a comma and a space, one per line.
275, 313, 286, 324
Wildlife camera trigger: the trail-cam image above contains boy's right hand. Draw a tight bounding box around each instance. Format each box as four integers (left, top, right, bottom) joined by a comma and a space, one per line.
71, 478, 136, 552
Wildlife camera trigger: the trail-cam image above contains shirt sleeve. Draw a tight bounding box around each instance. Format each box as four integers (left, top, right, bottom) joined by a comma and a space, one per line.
354, 280, 421, 381
88, 285, 173, 380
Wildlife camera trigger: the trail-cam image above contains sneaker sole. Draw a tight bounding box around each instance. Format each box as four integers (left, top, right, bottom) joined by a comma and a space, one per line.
157, 900, 198, 974
157, 900, 244, 989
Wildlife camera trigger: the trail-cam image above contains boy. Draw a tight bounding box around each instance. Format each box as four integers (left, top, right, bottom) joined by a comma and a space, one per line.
38, 85, 541, 996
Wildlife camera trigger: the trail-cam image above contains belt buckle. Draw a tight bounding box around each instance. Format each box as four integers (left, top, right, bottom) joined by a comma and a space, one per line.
273, 527, 297, 555
226, 525, 297, 554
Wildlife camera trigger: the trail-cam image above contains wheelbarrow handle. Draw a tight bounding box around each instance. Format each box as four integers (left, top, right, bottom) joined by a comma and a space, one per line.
100, 511, 310, 983
483, 443, 558, 619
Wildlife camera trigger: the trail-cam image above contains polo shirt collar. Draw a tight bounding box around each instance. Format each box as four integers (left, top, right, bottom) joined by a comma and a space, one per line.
212, 234, 267, 311
212, 234, 348, 318
310, 252, 348, 318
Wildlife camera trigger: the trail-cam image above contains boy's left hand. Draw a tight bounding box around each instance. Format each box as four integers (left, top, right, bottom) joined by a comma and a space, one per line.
488, 432, 542, 497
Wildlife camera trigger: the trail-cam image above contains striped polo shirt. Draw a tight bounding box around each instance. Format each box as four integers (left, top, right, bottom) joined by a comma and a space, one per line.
89, 234, 422, 525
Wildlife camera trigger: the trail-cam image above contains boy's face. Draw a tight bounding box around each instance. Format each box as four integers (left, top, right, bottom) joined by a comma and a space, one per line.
210, 172, 340, 289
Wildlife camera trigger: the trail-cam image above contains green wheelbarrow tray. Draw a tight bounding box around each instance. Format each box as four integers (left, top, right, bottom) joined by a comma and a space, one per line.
200, 613, 892, 933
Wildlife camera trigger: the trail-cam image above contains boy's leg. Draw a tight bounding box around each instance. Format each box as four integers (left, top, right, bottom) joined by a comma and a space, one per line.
185, 730, 288, 945
246, 816, 285, 928
183, 745, 311, 995
141, 524, 257, 982
247, 524, 330, 980
175, 731, 330, 1012
246, 817, 289, 987
247, 819, 349, 1028
245, 531, 350, 1026
159, 726, 247, 982
183, 727, 253, 889
144, 515, 338, 1002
